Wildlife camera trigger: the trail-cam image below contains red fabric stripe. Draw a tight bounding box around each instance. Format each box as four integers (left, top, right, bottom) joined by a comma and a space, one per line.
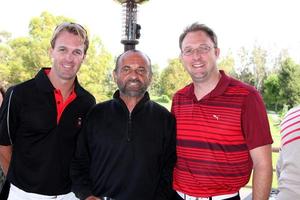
281, 127, 300, 140
283, 135, 300, 146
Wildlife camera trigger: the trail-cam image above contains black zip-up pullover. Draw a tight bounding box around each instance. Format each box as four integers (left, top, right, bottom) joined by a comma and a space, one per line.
71, 91, 176, 200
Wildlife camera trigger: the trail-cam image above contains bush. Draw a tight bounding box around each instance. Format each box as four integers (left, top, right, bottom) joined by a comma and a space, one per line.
155, 95, 171, 103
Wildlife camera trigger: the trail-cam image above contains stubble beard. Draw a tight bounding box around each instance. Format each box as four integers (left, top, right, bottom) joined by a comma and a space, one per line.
118, 80, 148, 97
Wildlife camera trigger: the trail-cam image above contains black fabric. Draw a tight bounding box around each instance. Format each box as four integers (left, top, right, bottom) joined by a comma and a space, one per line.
0, 179, 10, 200
0, 68, 95, 195
71, 90, 176, 200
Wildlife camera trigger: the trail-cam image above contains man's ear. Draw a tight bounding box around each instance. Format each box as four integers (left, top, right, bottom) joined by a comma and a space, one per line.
49, 48, 54, 62
215, 47, 220, 58
179, 52, 183, 63
112, 70, 117, 83
149, 72, 153, 84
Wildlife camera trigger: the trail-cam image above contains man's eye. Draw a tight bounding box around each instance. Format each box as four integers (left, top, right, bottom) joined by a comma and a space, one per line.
137, 68, 146, 74
203, 46, 210, 51
74, 50, 83, 56
122, 68, 130, 73
184, 49, 193, 54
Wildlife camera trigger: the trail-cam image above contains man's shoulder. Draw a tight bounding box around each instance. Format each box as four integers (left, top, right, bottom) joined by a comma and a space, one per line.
284, 105, 300, 119
9, 78, 36, 94
227, 76, 258, 94
78, 86, 95, 98
174, 83, 193, 97
149, 100, 171, 114
86, 99, 115, 118
92, 99, 114, 110
75, 83, 95, 103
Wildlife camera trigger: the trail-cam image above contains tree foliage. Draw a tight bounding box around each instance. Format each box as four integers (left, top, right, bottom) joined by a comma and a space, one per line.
0, 12, 114, 102
251, 46, 267, 92
263, 73, 280, 111
218, 51, 235, 74
159, 58, 190, 98
233, 47, 255, 86
277, 58, 300, 109
1, 12, 300, 110
148, 63, 161, 96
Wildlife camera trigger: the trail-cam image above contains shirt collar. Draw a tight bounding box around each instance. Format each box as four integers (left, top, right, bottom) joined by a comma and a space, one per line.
35, 67, 86, 96
185, 70, 231, 99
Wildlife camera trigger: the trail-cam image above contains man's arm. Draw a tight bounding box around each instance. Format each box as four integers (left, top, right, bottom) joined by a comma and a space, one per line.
156, 115, 177, 200
250, 144, 272, 200
71, 113, 94, 200
0, 145, 12, 175
85, 196, 101, 200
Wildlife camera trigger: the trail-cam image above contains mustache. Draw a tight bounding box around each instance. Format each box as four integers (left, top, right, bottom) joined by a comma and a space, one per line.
127, 79, 142, 84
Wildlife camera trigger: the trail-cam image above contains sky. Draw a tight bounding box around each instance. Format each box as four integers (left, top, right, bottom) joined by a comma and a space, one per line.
1, 0, 300, 68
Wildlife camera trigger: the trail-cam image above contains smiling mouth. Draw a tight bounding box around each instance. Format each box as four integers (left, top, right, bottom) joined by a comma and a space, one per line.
62, 64, 72, 69
192, 63, 205, 68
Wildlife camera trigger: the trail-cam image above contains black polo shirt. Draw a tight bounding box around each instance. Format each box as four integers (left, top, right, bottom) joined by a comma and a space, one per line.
0, 68, 95, 195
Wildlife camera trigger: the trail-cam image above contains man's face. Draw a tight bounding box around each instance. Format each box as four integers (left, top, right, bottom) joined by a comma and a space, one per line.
50, 31, 85, 82
114, 51, 152, 98
180, 30, 220, 83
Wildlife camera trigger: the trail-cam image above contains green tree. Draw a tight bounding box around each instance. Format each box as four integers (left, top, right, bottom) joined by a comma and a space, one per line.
0, 12, 115, 102
0, 37, 12, 87
148, 63, 161, 96
218, 51, 235, 74
277, 58, 300, 109
233, 47, 255, 86
159, 58, 190, 98
79, 37, 115, 102
233, 46, 268, 93
0, 12, 72, 85
251, 46, 267, 92
263, 73, 280, 111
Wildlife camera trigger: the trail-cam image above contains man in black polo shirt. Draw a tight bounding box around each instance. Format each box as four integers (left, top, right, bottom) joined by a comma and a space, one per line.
0, 22, 95, 200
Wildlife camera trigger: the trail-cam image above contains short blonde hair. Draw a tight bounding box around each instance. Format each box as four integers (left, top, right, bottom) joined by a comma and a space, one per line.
50, 22, 89, 55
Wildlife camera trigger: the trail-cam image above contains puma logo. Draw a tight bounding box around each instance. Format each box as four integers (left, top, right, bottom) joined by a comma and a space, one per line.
213, 115, 220, 120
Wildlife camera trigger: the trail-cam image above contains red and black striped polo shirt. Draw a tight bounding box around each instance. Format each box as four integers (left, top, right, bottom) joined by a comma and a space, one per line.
171, 70, 273, 197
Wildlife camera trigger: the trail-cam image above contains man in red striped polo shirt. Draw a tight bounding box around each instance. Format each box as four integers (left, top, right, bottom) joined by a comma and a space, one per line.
171, 23, 273, 200
276, 105, 300, 199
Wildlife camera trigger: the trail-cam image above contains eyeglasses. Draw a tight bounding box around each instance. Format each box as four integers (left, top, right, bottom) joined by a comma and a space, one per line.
182, 44, 215, 56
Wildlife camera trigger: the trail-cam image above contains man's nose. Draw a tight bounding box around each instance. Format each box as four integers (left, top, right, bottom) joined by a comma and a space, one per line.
128, 69, 139, 78
192, 50, 203, 60
66, 53, 75, 61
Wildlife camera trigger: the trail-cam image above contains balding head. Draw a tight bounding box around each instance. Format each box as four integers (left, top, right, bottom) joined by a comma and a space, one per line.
113, 50, 152, 98
115, 50, 152, 74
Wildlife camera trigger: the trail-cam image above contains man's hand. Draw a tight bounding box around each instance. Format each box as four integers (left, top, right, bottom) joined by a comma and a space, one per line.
0, 145, 12, 175
85, 196, 101, 200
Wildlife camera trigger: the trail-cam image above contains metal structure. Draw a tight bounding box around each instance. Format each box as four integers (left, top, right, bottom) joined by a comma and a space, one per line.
114, 0, 149, 51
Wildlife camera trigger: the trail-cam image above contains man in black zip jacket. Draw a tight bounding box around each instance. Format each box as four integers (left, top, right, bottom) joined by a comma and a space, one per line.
71, 50, 176, 200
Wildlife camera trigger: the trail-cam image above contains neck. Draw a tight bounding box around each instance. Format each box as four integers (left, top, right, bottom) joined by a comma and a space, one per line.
120, 93, 144, 113
193, 70, 221, 100
48, 70, 75, 101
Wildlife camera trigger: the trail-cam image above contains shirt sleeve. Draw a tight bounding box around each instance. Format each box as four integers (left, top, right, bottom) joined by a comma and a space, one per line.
241, 90, 273, 150
0, 87, 19, 145
155, 113, 177, 200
